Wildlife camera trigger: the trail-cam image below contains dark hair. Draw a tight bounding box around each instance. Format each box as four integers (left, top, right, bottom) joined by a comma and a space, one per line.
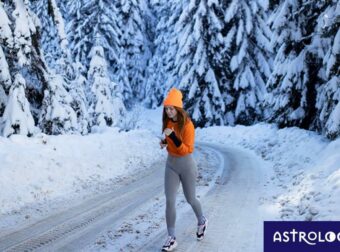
162, 107, 191, 138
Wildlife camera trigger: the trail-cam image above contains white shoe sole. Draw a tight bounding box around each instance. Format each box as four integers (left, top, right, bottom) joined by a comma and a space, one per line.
162, 240, 178, 251
197, 219, 208, 241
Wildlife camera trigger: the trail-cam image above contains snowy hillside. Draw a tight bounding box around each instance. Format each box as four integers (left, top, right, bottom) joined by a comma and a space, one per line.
0, 128, 163, 215
0, 107, 339, 251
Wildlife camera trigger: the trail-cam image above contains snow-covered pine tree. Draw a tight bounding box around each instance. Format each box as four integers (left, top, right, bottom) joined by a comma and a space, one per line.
2, 73, 35, 137
32, 0, 63, 70
116, 53, 133, 108
70, 62, 90, 134
0, 2, 13, 117
117, 0, 149, 102
4, 0, 78, 136
31, 1, 66, 79
143, 0, 180, 109
315, 0, 340, 139
161, 0, 185, 97
64, 0, 93, 65
5, 0, 50, 125
142, 0, 165, 109
143, 56, 164, 109
0, 46, 10, 119
33, 0, 74, 80
37, 0, 90, 134
265, 0, 331, 130
63, 0, 134, 107
111, 85, 127, 129
87, 45, 117, 128
172, 0, 224, 126
65, 0, 122, 78
222, 0, 272, 125
52, 0, 91, 134
200, 0, 236, 126
39, 73, 78, 135
0, 46, 12, 94
0, 2, 13, 91
0, 80, 6, 118
0, 0, 40, 136
12, 0, 39, 68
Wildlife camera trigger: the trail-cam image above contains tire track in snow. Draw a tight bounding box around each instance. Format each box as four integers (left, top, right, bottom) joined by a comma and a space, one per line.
0, 143, 238, 252
0, 162, 165, 252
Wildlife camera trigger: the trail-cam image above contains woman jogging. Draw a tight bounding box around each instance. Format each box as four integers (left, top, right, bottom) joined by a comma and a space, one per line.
159, 88, 208, 251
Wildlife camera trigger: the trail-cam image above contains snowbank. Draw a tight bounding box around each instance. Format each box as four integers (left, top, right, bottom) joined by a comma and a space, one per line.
0, 127, 164, 215
197, 123, 340, 220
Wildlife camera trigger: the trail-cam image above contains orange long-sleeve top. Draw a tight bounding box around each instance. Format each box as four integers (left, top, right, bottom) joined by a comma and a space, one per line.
165, 119, 195, 157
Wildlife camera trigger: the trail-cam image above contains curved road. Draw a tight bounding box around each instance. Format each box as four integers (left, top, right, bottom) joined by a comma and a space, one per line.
0, 143, 270, 252
142, 142, 270, 252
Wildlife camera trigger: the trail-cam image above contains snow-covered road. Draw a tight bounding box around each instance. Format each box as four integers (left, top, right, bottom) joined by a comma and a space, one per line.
0, 160, 165, 251
142, 143, 271, 252
0, 143, 271, 252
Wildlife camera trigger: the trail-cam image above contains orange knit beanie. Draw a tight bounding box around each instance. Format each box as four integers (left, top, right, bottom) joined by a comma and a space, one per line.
163, 88, 183, 108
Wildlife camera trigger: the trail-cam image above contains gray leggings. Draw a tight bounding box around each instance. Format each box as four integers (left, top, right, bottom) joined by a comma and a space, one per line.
165, 154, 203, 236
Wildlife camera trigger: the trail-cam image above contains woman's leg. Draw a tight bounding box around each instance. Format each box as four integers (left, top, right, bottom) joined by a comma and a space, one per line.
180, 157, 204, 224
165, 165, 180, 237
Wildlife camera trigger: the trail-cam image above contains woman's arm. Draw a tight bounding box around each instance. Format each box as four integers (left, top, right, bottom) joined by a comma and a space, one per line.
173, 121, 195, 155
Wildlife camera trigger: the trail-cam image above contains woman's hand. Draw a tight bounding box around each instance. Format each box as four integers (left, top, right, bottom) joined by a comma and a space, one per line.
163, 128, 174, 136
159, 141, 167, 149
